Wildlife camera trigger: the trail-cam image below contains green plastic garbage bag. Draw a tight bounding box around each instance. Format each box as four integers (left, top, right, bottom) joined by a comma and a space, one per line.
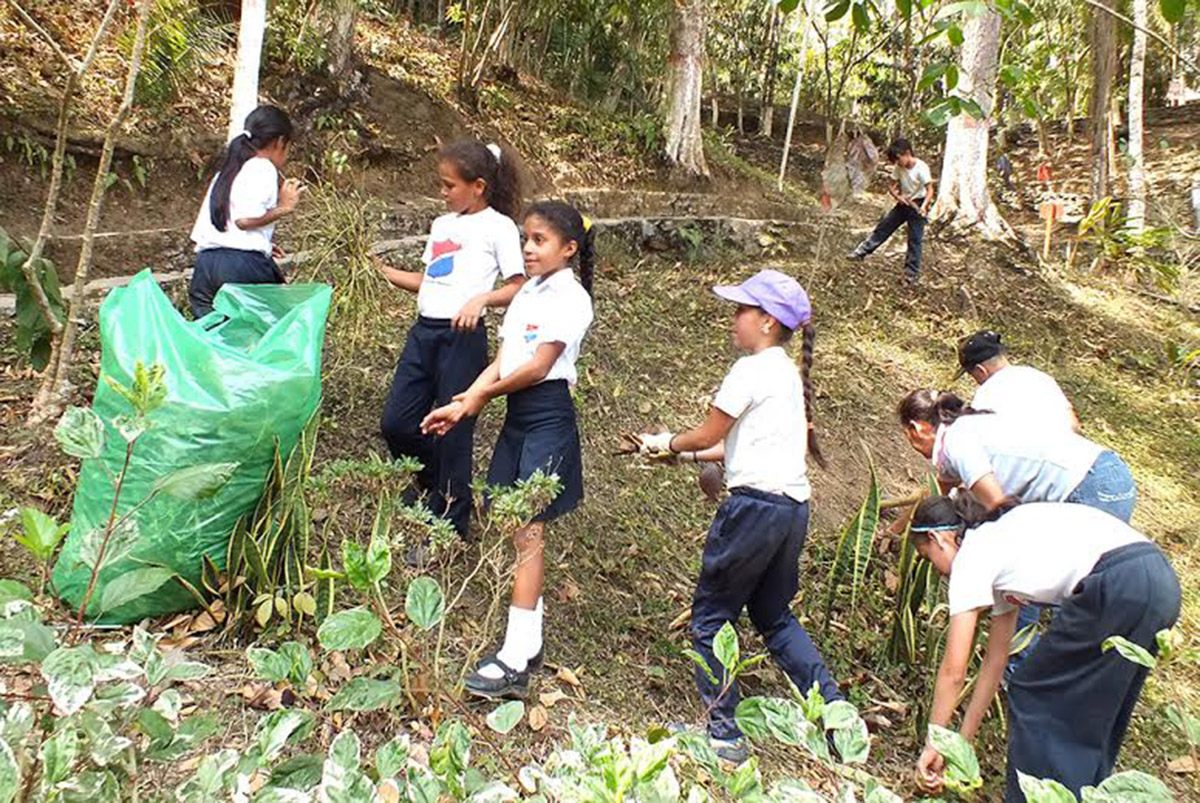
53, 270, 332, 623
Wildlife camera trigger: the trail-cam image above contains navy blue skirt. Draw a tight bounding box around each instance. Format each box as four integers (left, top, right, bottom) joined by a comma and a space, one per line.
190, 247, 283, 318
486, 380, 583, 522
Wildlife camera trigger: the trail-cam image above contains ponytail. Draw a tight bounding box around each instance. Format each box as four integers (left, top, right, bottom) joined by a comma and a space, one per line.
897, 389, 989, 428
210, 105, 293, 231
440, 139, 524, 219
524, 200, 596, 297
909, 493, 1019, 545
799, 322, 826, 469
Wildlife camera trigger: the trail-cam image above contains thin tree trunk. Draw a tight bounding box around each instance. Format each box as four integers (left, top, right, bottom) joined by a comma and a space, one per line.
930, 9, 1012, 240
31, 0, 155, 425
4, 0, 122, 339
1087, 0, 1117, 203
229, 0, 267, 141
1126, 0, 1147, 235
664, 0, 708, 176
779, 0, 816, 190
759, 7, 781, 138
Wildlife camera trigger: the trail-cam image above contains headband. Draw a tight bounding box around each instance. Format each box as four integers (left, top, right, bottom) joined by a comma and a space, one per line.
242, 129, 254, 141
486, 142, 502, 162
581, 214, 593, 233
909, 523, 962, 534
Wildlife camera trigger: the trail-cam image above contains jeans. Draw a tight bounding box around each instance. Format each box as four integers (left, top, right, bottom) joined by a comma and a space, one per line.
854, 199, 926, 277
1064, 450, 1138, 524
691, 489, 841, 741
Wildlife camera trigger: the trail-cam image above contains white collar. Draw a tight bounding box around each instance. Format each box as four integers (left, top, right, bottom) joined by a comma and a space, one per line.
931, 423, 948, 470
531, 268, 576, 292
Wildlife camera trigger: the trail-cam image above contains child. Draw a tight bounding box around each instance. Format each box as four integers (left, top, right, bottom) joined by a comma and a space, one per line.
637, 269, 840, 762
848, 138, 934, 281
379, 140, 526, 541
420, 200, 595, 698
189, 106, 304, 317
955, 329, 1079, 433
907, 496, 1179, 802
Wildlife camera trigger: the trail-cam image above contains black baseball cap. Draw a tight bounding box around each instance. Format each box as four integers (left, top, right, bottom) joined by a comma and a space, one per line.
955, 330, 1005, 377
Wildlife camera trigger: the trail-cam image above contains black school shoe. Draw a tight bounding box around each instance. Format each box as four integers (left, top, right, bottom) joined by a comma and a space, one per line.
464, 648, 545, 700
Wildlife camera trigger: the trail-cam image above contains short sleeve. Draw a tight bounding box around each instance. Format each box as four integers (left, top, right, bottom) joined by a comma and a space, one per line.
493, 216, 525, 280
919, 161, 933, 185
422, 216, 442, 265
540, 290, 591, 348
230, 159, 278, 221
713, 359, 754, 419
946, 561, 999, 617
942, 422, 994, 490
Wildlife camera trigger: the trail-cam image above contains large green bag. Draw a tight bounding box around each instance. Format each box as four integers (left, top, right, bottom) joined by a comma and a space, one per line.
53, 270, 332, 623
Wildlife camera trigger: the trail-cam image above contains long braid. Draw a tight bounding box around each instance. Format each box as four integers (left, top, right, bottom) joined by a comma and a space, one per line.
800, 322, 827, 469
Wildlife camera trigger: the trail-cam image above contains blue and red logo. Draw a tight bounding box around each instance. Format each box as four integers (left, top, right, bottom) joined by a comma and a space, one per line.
427, 239, 461, 278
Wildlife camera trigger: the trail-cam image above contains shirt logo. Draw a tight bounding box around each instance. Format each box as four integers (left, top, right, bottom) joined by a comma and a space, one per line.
427, 240, 461, 278
524, 323, 539, 343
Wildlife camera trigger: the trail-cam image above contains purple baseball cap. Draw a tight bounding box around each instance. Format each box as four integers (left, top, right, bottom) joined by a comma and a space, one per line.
712, 269, 812, 329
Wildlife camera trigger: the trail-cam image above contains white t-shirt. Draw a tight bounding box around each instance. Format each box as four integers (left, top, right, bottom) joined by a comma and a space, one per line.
417, 207, 524, 319
933, 414, 1103, 502
712, 347, 811, 503
971, 365, 1075, 432
894, 158, 933, 201
947, 503, 1146, 617
190, 157, 280, 256
498, 268, 593, 385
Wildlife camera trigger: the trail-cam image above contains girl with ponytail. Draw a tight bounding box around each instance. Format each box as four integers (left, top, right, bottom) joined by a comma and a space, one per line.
419, 200, 595, 700
634, 269, 839, 763
378, 139, 526, 543
188, 105, 302, 317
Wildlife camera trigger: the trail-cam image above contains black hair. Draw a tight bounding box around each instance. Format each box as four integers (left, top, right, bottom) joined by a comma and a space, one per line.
210, 105, 293, 231
909, 493, 1019, 546
897, 389, 989, 428
439, 139, 523, 219
886, 138, 913, 162
797, 322, 826, 469
524, 200, 595, 297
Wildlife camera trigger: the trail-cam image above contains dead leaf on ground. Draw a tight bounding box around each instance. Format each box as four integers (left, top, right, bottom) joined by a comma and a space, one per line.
325, 652, 353, 684
1168, 755, 1197, 774
539, 689, 567, 708
884, 570, 899, 594
555, 580, 581, 603
233, 683, 285, 711
554, 666, 583, 689
378, 779, 402, 803
528, 704, 548, 732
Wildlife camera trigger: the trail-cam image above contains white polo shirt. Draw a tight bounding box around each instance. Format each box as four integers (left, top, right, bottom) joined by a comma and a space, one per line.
971, 365, 1075, 431
933, 414, 1102, 502
712, 346, 811, 503
417, 207, 524, 319
190, 157, 280, 256
894, 158, 933, 201
948, 503, 1146, 617
498, 268, 593, 385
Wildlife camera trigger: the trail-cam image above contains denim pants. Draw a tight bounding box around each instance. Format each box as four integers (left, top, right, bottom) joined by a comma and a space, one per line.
1005, 543, 1180, 801
855, 200, 926, 277
691, 488, 841, 741
1009, 451, 1139, 677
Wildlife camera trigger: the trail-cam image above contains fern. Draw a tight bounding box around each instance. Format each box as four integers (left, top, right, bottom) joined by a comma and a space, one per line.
823, 450, 881, 631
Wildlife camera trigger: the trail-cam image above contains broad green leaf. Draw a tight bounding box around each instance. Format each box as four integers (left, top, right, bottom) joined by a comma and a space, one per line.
431, 720, 471, 776
366, 532, 391, 586
152, 688, 183, 721
471, 781, 520, 802
1101, 636, 1156, 669
779, 0, 802, 12
175, 748, 239, 800
863, 783, 903, 803
486, 700, 525, 734
895, 0, 913, 17
266, 753, 323, 791
0, 738, 18, 803
256, 709, 317, 764
15, 507, 69, 562
632, 736, 675, 781
1000, 65, 1025, 88
41, 644, 97, 715
144, 714, 219, 762
833, 717, 870, 764
676, 731, 720, 776
137, 708, 175, 749
713, 621, 739, 674
735, 697, 771, 742
98, 567, 176, 614
405, 577, 444, 631
947, 24, 964, 46
57, 769, 119, 800
248, 647, 291, 684
825, 0, 850, 22
328, 729, 361, 773
326, 678, 404, 712
1081, 770, 1172, 802
0, 582, 31, 607
0, 620, 55, 664
851, 2, 869, 31
375, 735, 410, 779
918, 63, 949, 92
1160, 0, 1186, 25
54, 407, 105, 459
77, 518, 141, 575
945, 64, 960, 92
683, 648, 718, 687
771, 779, 824, 802
89, 681, 146, 714
928, 725, 982, 794
1165, 704, 1200, 746
79, 710, 133, 767
724, 756, 761, 799
317, 608, 381, 651
278, 641, 314, 686
343, 541, 372, 592
41, 726, 78, 786
822, 700, 859, 730
152, 462, 238, 500
1017, 771, 1077, 803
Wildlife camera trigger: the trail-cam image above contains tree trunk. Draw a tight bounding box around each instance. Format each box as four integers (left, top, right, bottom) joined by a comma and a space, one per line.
31, 0, 155, 425
664, 0, 708, 176
1127, 0, 1147, 234
328, 0, 358, 88
1087, 0, 1117, 203
930, 9, 1011, 239
779, 0, 817, 190
759, 7, 781, 138
229, 0, 266, 141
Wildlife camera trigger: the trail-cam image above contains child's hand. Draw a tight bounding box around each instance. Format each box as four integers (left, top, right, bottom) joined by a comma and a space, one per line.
272, 243, 286, 260
637, 432, 674, 455
421, 401, 466, 437
278, 178, 306, 213
914, 745, 945, 794
452, 295, 487, 331
452, 390, 487, 418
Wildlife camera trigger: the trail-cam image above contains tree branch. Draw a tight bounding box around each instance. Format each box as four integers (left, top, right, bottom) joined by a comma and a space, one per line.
1079, 0, 1200, 78
3, 0, 73, 67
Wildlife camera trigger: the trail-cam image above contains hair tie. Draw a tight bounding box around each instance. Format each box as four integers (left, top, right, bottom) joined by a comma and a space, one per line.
242, 129, 254, 141
581, 214, 593, 233
486, 142, 502, 162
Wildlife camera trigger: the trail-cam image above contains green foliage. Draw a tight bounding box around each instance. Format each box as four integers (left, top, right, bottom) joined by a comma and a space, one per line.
1102, 635, 1156, 669
824, 452, 881, 626
11, 508, 69, 567
1077, 198, 1181, 291
928, 724, 983, 796
485, 700, 525, 734
405, 576, 445, 631
317, 607, 383, 651
120, 0, 234, 106
326, 677, 405, 712
248, 641, 314, 687
0, 226, 64, 370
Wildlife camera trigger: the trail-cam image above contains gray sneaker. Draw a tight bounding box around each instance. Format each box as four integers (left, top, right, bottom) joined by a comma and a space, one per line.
711, 737, 750, 763
846, 249, 867, 261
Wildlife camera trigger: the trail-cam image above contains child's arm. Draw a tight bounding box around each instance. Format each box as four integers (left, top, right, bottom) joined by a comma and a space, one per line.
234, 178, 305, 231
640, 407, 736, 457
919, 181, 935, 215
916, 608, 981, 793
451, 275, 527, 331
375, 257, 424, 293
889, 178, 905, 204
959, 608, 1017, 740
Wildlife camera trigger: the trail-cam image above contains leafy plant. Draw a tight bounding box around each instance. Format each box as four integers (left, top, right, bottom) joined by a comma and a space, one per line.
0, 226, 65, 370
1018, 769, 1172, 802
1076, 198, 1180, 290
928, 724, 983, 796
53, 362, 238, 622
9, 508, 69, 594
824, 451, 881, 629
121, 0, 235, 105
888, 472, 944, 665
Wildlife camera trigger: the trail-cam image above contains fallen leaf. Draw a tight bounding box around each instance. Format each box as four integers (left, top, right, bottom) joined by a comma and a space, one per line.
1168, 755, 1197, 774
555, 666, 583, 689
234, 683, 285, 711
862, 712, 892, 732
528, 705, 548, 732
378, 779, 402, 803
539, 689, 567, 708
884, 571, 899, 594
326, 652, 353, 683
555, 580, 581, 603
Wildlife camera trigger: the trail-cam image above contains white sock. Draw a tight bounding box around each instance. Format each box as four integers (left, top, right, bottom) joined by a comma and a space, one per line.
532, 597, 544, 657
479, 605, 538, 679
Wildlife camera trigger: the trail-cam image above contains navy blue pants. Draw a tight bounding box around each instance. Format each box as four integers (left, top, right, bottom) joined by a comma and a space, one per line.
380, 317, 487, 537
855, 200, 926, 277
190, 247, 283, 318
692, 488, 841, 740
1005, 542, 1180, 802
